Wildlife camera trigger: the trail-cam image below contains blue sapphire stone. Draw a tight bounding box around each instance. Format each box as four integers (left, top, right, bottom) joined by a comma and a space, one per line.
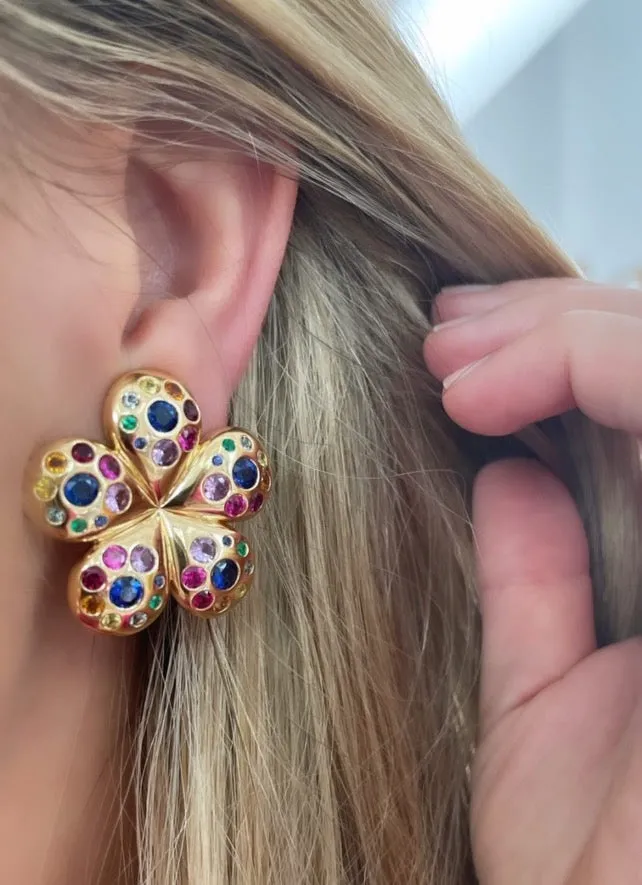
95, 515, 108, 529
134, 437, 147, 450
63, 473, 100, 508
212, 559, 239, 591
222, 535, 232, 547
147, 400, 179, 434
212, 454, 224, 466
232, 457, 259, 490
109, 576, 144, 608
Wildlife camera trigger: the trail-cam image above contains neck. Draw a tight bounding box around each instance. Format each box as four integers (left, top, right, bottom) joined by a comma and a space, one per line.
0, 474, 134, 885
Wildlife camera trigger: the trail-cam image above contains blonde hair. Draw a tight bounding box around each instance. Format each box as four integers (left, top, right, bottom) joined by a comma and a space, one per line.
4, 1, 642, 882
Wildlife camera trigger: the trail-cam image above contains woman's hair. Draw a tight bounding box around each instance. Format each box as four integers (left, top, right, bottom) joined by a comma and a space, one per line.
4, 2, 642, 882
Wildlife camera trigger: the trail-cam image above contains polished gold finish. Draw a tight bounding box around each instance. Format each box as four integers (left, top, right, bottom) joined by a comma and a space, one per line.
25, 371, 271, 636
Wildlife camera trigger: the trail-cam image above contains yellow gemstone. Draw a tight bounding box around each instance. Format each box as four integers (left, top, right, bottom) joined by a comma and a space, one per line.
257, 451, 268, 467
80, 595, 104, 617
101, 612, 121, 631
34, 476, 57, 502
213, 597, 232, 613
165, 381, 183, 400
139, 376, 160, 395
45, 452, 68, 475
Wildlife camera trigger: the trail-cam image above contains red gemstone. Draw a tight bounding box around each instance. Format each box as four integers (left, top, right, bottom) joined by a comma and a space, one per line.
178, 426, 198, 452
249, 493, 264, 513
72, 442, 94, 464
99, 454, 121, 480
181, 566, 207, 590
81, 566, 106, 592
224, 494, 248, 518
192, 591, 214, 611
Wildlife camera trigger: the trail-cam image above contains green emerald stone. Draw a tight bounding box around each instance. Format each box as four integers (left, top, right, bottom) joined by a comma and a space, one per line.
120, 415, 138, 433
149, 594, 163, 610
70, 518, 88, 534
236, 541, 249, 557
222, 438, 236, 452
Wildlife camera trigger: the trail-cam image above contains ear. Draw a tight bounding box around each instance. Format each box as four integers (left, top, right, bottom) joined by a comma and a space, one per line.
123, 144, 297, 428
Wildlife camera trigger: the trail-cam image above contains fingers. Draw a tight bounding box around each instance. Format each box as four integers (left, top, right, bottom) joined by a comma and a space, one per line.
474, 459, 595, 737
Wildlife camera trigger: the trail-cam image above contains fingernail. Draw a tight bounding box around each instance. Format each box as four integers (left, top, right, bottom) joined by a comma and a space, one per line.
431, 314, 474, 332
442, 356, 488, 390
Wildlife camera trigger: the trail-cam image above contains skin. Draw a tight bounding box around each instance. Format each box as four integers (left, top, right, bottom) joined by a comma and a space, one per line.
425, 279, 642, 884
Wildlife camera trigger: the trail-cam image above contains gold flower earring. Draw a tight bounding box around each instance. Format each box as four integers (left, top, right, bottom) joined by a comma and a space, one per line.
24, 371, 271, 636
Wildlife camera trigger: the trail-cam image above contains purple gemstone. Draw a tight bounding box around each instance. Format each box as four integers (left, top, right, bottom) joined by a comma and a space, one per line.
181, 566, 207, 590
103, 545, 128, 570
184, 399, 199, 422
178, 426, 198, 452
192, 591, 214, 611
190, 537, 217, 564
81, 566, 106, 591
202, 473, 230, 502
105, 483, 132, 514
71, 442, 94, 464
131, 544, 156, 573
99, 454, 121, 480
249, 493, 264, 513
224, 494, 248, 518
151, 439, 180, 467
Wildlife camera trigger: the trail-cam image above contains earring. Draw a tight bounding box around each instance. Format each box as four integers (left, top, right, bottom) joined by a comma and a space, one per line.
24, 371, 271, 636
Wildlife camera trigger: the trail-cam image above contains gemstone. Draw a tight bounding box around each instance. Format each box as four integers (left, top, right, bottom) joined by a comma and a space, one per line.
101, 612, 122, 630
110, 576, 144, 608
70, 518, 88, 534
212, 454, 224, 467
105, 483, 132, 514
147, 400, 179, 433
81, 595, 104, 617
224, 495, 247, 518
131, 545, 156, 573
183, 399, 199, 422
236, 541, 249, 558
165, 381, 183, 400
232, 457, 259, 490
178, 426, 198, 452
46, 504, 67, 527
190, 537, 217, 564
181, 566, 207, 590
122, 391, 140, 409
81, 566, 106, 591
192, 591, 214, 611
249, 493, 264, 513
120, 415, 138, 433
95, 515, 108, 529
45, 452, 68, 475
129, 611, 148, 629
139, 376, 161, 395
149, 594, 163, 610
99, 454, 121, 480
212, 559, 239, 591
222, 438, 236, 452
153, 575, 166, 590
63, 473, 100, 507
134, 437, 147, 450
34, 476, 57, 501
103, 545, 127, 570
244, 561, 255, 576
222, 536, 232, 547
202, 473, 230, 502
152, 439, 180, 467
257, 451, 268, 467
71, 442, 94, 464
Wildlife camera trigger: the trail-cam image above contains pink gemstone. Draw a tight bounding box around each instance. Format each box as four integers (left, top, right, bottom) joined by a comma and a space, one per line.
181, 566, 207, 590
103, 545, 127, 570
202, 473, 230, 502
72, 442, 94, 463
151, 439, 179, 467
131, 545, 155, 573
249, 493, 264, 513
178, 426, 198, 452
192, 591, 214, 611
81, 566, 106, 591
99, 454, 121, 480
225, 494, 248, 518
105, 483, 132, 514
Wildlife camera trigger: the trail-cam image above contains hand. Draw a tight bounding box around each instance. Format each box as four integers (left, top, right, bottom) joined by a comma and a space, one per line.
424, 279, 642, 885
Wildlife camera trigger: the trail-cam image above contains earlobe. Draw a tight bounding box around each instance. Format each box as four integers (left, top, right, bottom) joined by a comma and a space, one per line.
124, 145, 298, 429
